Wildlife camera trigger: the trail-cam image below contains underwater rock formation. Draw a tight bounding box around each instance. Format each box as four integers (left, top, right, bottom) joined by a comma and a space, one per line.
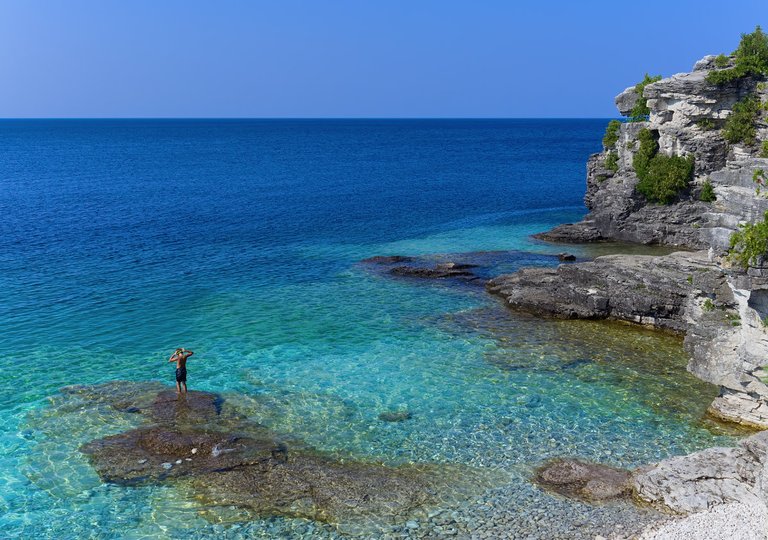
74, 382, 483, 532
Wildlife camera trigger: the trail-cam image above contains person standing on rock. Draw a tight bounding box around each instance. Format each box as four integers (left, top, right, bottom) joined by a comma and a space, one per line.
168, 348, 194, 395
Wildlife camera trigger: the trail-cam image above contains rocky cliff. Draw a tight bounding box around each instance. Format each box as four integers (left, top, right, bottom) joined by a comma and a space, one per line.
492, 55, 768, 431
539, 55, 768, 250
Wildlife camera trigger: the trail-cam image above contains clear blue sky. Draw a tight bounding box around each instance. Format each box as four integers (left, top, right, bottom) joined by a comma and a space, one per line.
0, 0, 764, 118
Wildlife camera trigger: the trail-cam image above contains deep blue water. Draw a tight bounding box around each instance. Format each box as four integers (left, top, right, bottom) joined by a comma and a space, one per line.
0, 120, 729, 538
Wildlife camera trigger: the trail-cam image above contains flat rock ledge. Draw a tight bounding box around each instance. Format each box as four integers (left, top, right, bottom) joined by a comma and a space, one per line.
486, 250, 714, 333
70, 382, 484, 533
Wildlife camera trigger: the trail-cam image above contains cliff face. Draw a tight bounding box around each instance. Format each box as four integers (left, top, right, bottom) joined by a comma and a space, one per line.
541, 56, 768, 251
497, 57, 768, 430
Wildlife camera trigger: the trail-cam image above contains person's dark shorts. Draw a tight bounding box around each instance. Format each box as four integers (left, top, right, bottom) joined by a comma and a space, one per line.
175, 367, 187, 383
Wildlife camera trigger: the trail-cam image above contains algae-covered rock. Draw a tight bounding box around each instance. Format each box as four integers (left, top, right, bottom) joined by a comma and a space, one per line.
534, 458, 631, 502
70, 381, 489, 532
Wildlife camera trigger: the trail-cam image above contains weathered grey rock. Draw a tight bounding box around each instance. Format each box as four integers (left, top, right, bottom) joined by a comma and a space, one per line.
692, 55, 724, 72
683, 270, 768, 429
633, 431, 768, 513
615, 86, 639, 116
487, 251, 715, 333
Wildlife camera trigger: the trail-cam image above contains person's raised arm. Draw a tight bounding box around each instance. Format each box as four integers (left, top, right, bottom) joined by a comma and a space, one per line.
184, 350, 194, 359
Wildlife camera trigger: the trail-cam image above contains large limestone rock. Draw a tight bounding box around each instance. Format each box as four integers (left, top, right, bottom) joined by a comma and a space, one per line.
633, 431, 768, 513
534, 458, 631, 502
487, 251, 715, 333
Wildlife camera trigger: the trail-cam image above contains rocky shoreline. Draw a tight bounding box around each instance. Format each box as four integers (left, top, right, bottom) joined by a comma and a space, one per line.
369, 46, 768, 538
486, 50, 768, 538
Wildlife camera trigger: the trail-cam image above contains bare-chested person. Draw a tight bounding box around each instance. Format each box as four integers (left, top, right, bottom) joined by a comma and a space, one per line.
168, 348, 194, 395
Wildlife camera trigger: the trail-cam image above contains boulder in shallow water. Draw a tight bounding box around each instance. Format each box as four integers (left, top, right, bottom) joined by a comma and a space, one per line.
389, 263, 478, 280
378, 410, 412, 422
73, 381, 488, 531
534, 458, 631, 501
361, 255, 414, 264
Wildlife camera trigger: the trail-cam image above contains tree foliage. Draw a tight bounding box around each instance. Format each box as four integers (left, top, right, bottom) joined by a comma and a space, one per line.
602, 120, 621, 149
629, 74, 662, 121
729, 211, 768, 268
722, 95, 761, 145
707, 26, 768, 84
632, 128, 694, 204
699, 179, 716, 202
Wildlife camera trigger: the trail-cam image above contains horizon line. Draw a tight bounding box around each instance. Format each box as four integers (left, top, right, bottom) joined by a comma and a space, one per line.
0, 116, 621, 121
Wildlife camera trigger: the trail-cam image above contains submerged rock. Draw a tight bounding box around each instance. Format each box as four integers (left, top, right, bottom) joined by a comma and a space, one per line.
534, 458, 631, 502
389, 262, 479, 280
378, 410, 412, 422
74, 382, 484, 531
361, 255, 414, 264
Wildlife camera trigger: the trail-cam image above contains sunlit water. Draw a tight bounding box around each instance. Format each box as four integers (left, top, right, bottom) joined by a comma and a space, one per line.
0, 120, 733, 538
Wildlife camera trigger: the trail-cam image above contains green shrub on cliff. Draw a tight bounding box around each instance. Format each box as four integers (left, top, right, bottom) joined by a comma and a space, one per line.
605, 151, 619, 173
761, 141, 768, 158
629, 74, 662, 121
714, 54, 730, 68
707, 26, 768, 84
729, 211, 768, 268
632, 128, 658, 180
602, 120, 621, 149
632, 128, 694, 204
699, 179, 716, 202
722, 95, 760, 145
636, 154, 695, 204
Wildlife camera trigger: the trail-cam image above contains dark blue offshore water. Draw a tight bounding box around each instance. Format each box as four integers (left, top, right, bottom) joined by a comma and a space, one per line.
0, 120, 729, 538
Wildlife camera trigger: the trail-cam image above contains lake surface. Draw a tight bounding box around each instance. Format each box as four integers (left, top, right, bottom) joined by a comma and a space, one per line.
0, 119, 732, 538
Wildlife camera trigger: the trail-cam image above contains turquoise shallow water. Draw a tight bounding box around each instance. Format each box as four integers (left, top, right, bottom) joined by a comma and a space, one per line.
0, 120, 733, 538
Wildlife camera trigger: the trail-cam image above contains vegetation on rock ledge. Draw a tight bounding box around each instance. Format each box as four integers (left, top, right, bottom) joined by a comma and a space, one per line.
707, 26, 768, 84
629, 74, 662, 122
699, 179, 716, 202
605, 151, 619, 173
729, 211, 768, 268
602, 119, 621, 149
632, 128, 694, 204
722, 95, 761, 145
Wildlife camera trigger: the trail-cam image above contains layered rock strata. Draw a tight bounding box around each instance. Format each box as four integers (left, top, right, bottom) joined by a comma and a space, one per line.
538, 59, 768, 249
